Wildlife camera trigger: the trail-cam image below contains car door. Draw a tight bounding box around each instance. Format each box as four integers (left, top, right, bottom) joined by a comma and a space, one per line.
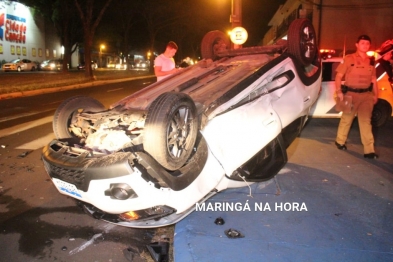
309, 59, 342, 117
201, 66, 290, 177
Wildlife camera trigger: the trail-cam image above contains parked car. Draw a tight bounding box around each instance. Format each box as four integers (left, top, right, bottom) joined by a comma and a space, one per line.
77, 61, 97, 70
2, 59, 37, 72
40, 59, 69, 71
42, 19, 322, 228
107, 61, 127, 70
129, 59, 150, 71
309, 56, 393, 127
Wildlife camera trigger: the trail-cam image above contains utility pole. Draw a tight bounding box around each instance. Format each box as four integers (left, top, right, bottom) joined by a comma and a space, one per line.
230, 0, 242, 49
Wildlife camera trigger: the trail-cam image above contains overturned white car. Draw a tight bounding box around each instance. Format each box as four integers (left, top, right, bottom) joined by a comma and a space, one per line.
42, 19, 322, 228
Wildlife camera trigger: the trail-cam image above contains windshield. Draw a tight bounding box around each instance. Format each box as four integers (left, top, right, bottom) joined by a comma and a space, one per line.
10, 59, 20, 63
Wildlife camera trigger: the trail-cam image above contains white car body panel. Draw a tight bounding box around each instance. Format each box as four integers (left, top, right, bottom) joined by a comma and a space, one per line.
202, 97, 280, 176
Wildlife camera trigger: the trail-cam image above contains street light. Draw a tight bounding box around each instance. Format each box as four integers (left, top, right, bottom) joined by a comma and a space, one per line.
99, 44, 105, 68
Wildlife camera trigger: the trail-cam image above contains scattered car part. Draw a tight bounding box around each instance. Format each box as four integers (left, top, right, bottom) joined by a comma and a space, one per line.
214, 217, 225, 225
224, 228, 245, 238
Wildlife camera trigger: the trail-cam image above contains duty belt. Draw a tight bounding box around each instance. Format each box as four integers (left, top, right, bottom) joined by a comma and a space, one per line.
341, 85, 372, 93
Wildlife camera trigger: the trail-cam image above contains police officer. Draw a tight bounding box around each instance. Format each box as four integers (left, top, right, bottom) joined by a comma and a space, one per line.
334, 35, 379, 159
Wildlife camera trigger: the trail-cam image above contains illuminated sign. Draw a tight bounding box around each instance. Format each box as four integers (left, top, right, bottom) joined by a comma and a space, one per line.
230, 27, 248, 45
5, 14, 27, 43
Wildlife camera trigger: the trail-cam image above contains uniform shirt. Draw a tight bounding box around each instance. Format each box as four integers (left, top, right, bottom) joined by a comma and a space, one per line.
336, 53, 376, 88
154, 54, 175, 81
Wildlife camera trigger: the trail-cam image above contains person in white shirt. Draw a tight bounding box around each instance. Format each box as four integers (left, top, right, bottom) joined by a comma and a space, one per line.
154, 41, 179, 81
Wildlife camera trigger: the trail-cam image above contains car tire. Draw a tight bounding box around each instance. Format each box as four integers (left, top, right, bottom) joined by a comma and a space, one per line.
144, 92, 199, 171
31, 66, 36, 71
288, 18, 317, 67
372, 99, 392, 127
17, 67, 21, 72
53, 96, 106, 139
201, 30, 230, 61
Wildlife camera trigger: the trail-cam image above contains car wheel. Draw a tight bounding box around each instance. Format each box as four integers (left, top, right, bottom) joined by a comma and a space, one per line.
53, 96, 106, 139
17, 67, 22, 72
144, 92, 199, 171
200, 30, 230, 61
31, 66, 36, 71
288, 18, 317, 67
372, 99, 392, 127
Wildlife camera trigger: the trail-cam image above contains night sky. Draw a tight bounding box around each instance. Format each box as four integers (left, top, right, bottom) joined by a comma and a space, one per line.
97, 0, 287, 59
204, 0, 287, 46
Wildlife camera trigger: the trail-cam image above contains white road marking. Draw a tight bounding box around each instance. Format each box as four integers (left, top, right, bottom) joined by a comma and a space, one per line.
0, 108, 55, 123
0, 116, 53, 138
107, 88, 123, 92
69, 233, 103, 255
68, 224, 115, 255
15, 133, 55, 150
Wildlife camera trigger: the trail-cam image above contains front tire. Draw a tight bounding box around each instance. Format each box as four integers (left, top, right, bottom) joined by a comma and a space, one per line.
144, 92, 199, 171
53, 96, 105, 139
372, 99, 392, 127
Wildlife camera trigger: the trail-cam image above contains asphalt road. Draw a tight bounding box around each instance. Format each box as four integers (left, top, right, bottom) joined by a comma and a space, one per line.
0, 78, 169, 262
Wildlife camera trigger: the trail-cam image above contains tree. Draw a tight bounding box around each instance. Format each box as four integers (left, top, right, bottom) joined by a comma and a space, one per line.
74, 0, 113, 79
134, 0, 188, 53
18, 0, 83, 72
98, 0, 138, 62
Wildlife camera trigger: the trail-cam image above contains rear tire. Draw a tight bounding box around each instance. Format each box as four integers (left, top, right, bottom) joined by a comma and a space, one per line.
53, 96, 105, 139
288, 18, 317, 66
372, 99, 392, 127
201, 30, 230, 61
144, 92, 199, 171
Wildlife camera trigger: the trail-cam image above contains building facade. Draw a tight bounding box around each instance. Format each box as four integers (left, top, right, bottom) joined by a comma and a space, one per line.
263, 0, 393, 55
0, 1, 62, 65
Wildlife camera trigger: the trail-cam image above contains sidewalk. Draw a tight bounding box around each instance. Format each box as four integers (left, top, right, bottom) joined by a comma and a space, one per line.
173, 118, 393, 261
0, 73, 154, 100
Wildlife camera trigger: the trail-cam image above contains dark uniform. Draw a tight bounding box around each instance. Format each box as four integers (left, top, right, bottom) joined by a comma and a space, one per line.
335, 52, 376, 155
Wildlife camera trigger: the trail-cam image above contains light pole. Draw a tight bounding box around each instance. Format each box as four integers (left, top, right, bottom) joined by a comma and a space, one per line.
230, 0, 242, 49
230, 0, 242, 29
99, 44, 105, 68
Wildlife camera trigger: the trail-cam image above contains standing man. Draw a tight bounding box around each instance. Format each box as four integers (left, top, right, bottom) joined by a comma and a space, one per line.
334, 35, 379, 159
154, 41, 179, 81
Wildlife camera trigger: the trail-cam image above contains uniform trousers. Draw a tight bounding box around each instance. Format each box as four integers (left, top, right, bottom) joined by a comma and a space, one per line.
336, 91, 375, 154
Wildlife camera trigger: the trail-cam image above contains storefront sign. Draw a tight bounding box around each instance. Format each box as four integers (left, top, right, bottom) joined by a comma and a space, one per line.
5, 14, 27, 43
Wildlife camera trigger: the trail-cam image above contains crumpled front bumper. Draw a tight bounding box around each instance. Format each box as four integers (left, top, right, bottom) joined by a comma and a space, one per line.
41, 137, 211, 228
